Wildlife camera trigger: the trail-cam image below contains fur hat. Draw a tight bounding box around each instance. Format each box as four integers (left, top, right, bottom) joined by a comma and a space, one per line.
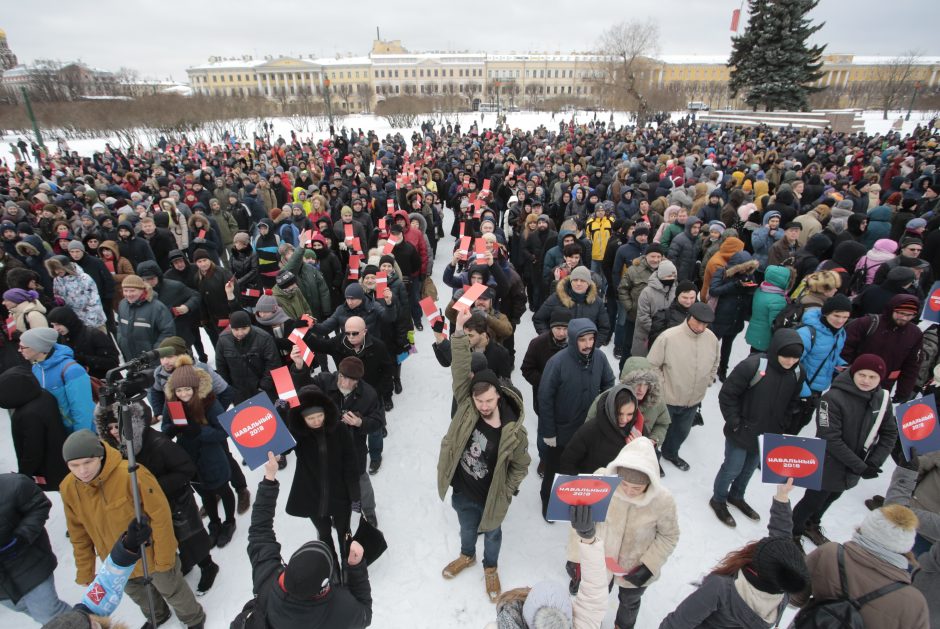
338, 356, 365, 380
858, 504, 918, 553
522, 581, 573, 628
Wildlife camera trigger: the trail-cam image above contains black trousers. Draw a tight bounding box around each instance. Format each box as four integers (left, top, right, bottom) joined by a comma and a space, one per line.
616, 586, 647, 628
792, 489, 843, 536
539, 444, 565, 516
311, 510, 352, 565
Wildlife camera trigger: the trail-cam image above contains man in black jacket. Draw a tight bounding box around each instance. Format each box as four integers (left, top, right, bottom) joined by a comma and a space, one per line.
245, 451, 372, 629
710, 328, 805, 528
46, 306, 119, 379
289, 356, 384, 527
0, 473, 71, 623
137, 260, 203, 360
215, 310, 280, 404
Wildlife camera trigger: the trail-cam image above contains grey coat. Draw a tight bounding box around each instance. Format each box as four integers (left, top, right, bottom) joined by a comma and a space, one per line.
632, 267, 677, 357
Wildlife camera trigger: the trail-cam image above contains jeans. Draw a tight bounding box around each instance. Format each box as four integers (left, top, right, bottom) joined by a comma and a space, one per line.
661, 405, 699, 459
616, 585, 647, 629
452, 492, 502, 568
712, 440, 760, 502
792, 489, 843, 536
0, 574, 71, 624
368, 428, 384, 462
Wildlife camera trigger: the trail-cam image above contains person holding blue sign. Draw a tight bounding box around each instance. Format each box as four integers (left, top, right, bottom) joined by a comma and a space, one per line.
792, 354, 898, 549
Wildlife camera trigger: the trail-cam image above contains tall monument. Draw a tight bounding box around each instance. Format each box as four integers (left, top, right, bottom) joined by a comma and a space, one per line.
0, 28, 18, 71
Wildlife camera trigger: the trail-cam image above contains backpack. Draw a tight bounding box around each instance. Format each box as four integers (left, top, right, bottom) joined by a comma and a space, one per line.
748, 356, 801, 389
62, 360, 102, 403
772, 301, 807, 333
792, 545, 908, 629
847, 261, 869, 296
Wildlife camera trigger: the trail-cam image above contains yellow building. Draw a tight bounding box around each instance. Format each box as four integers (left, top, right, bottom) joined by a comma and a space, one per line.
186, 41, 940, 112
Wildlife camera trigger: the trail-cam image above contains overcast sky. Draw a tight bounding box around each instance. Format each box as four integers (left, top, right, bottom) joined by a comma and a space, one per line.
3, 0, 936, 82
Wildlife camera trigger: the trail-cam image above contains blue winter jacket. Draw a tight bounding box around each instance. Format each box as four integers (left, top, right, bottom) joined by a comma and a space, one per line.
750, 211, 782, 270
861, 206, 892, 250
31, 343, 95, 433
797, 308, 848, 397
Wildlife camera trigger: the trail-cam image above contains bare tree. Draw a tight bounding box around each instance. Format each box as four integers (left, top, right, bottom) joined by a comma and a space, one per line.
870, 51, 922, 119
594, 19, 659, 125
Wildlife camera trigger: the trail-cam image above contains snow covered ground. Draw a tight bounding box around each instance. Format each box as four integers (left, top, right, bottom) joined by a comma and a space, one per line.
0, 108, 927, 627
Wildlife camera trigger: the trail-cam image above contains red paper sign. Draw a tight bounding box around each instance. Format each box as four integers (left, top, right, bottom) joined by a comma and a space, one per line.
382, 235, 400, 256
168, 401, 188, 427
454, 283, 488, 312
344, 223, 354, 242
349, 237, 362, 253
387, 199, 395, 215
217, 318, 230, 328
347, 255, 361, 280
375, 271, 388, 293
271, 365, 299, 408
474, 238, 488, 262
5, 315, 15, 340
508, 163, 516, 177
197, 229, 206, 240
765, 445, 820, 479
419, 297, 445, 332
457, 236, 472, 260
482, 179, 491, 192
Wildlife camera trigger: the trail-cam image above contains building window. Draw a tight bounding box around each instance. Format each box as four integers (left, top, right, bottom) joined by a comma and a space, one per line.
395, 85, 399, 93
212, 76, 217, 83
434, 69, 438, 77
449, 69, 453, 77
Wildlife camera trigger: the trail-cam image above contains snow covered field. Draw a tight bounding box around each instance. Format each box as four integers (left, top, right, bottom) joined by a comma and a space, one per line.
0, 109, 929, 627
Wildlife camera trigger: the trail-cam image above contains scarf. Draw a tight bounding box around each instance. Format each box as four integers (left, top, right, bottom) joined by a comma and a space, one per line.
734, 571, 783, 624
759, 281, 786, 295
623, 411, 645, 444
852, 532, 909, 570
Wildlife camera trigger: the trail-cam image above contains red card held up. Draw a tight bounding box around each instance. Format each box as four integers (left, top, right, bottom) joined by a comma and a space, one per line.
168, 401, 188, 426
271, 365, 299, 408
454, 283, 488, 313
344, 224, 354, 241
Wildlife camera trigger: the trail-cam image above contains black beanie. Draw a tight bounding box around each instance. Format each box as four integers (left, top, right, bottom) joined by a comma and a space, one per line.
778, 343, 804, 359
744, 536, 809, 594
676, 280, 697, 295
379, 254, 396, 268
283, 540, 334, 598
822, 293, 852, 315
471, 368, 501, 392
230, 310, 252, 329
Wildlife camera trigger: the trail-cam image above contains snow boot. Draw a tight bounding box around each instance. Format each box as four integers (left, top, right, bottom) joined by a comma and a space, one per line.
207, 521, 221, 548
442, 554, 476, 579
236, 487, 251, 514
196, 560, 219, 596
384, 397, 394, 412
215, 520, 236, 548
728, 496, 761, 521
803, 522, 830, 547
709, 499, 736, 528
484, 566, 501, 602
369, 458, 382, 475
394, 376, 403, 394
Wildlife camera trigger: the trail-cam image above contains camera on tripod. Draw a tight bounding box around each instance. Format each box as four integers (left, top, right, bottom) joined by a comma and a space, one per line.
102, 347, 174, 404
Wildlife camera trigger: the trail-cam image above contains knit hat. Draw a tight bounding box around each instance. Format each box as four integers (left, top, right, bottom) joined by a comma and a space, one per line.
645, 243, 664, 256
617, 466, 650, 486
470, 352, 489, 374
906, 218, 927, 231
168, 249, 186, 263
470, 368, 501, 392
850, 353, 886, 381
858, 504, 918, 553
338, 356, 365, 380
276, 271, 297, 288
62, 429, 105, 462
255, 295, 278, 313
822, 293, 852, 315
67, 240, 84, 252
233, 232, 250, 246
340, 205, 353, 218
656, 259, 677, 278
886, 266, 916, 285
345, 283, 365, 300
892, 297, 921, 315
230, 310, 252, 329
192, 248, 210, 262
121, 274, 148, 291
283, 540, 335, 598
676, 280, 697, 294
569, 266, 592, 283
744, 537, 809, 594
708, 220, 726, 235
2, 288, 39, 304
361, 264, 379, 278
168, 355, 201, 391
550, 309, 572, 328
900, 236, 923, 249
159, 336, 190, 357
778, 343, 805, 359
19, 327, 59, 353
379, 254, 396, 268
633, 226, 650, 238
522, 580, 573, 628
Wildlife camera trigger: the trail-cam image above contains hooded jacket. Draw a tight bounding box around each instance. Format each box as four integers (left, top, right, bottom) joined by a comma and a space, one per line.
0, 474, 58, 603
633, 261, 678, 356
538, 319, 616, 446
648, 316, 720, 407
99, 239, 135, 309
437, 333, 530, 532
533, 275, 611, 344
702, 237, 745, 302
719, 329, 805, 452
566, 438, 679, 589
745, 265, 793, 352
751, 211, 783, 270
30, 343, 94, 434
796, 307, 848, 397
0, 367, 68, 491
46, 306, 119, 379
562, 383, 647, 474
855, 239, 899, 288
841, 294, 924, 399
60, 442, 177, 583
668, 218, 702, 283
861, 205, 893, 249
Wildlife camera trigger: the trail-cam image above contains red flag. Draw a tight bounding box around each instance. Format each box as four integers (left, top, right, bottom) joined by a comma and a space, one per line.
375, 271, 388, 294
168, 401, 188, 427
387, 200, 395, 215
454, 283, 488, 312
347, 255, 362, 280
730, 8, 741, 32
197, 229, 206, 240
271, 365, 299, 408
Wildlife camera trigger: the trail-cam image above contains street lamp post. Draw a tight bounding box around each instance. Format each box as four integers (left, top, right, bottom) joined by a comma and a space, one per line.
906, 81, 922, 122
495, 80, 501, 117
322, 76, 334, 131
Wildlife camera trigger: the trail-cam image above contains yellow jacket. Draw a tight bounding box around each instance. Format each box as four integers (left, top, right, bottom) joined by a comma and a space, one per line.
60, 443, 177, 583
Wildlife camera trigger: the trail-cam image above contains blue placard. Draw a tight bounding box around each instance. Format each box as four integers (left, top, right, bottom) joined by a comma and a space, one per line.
761, 433, 827, 491
217, 392, 296, 470
895, 394, 940, 460
546, 474, 620, 522
921, 281, 940, 323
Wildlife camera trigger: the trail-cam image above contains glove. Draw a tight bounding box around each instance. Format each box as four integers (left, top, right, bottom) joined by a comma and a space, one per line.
726, 417, 741, 432
624, 564, 653, 587
122, 517, 152, 552
0, 536, 20, 560
900, 447, 920, 472
182, 424, 201, 438
861, 464, 882, 479
274, 399, 290, 414
570, 505, 595, 540
431, 317, 446, 334
351, 501, 362, 514
543, 437, 557, 448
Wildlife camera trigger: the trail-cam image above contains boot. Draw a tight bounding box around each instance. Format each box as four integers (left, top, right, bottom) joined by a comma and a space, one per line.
484, 566, 501, 602
207, 521, 221, 548
236, 487, 251, 514
188, 623, 205, 629
442, 554, 476, 579
215, 520, 236, 548
728, 496, 761, 521
803, 522, 830, 547
537, 461, 545, 478
709, 498, 736, 528
384, 397, 394, 412
140, 617, 170, 629
196, 560, 219, 595
393, 376, 403, 395
369, 458, 382, 475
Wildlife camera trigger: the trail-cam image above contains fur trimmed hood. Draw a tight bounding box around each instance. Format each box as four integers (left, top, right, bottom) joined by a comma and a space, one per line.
556, 275, 598, 307
163, 355, 214, 401
95, 399, 152, 456
619, 356, 663, 410
724, 253, 760, 278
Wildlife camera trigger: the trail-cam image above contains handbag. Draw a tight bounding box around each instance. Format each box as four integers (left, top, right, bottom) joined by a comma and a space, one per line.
421, 275, 438, 301
171, 488, 204, 542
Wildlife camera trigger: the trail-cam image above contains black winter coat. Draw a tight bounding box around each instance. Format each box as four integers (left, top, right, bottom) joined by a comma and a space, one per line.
248, 480, 372, 629
303, 332, 395, 397
718, 328, 804, 452
0, 367, 68, 492
285, 386, 361, 518
214, 327, 281, 403
196, 264, 232, 324
816, 370, 897, 492
520, 331, 566, 414
708, 252, 758, 339
560, 384, 640, 474
47, 306, 119, 379
142, 228, 178, 271
74, 253, 115, 302
0, 474, 57, 603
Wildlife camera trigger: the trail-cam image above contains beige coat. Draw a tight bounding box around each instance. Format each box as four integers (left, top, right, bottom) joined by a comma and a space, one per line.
566, 437, 679, 589
646, 318, 719, 407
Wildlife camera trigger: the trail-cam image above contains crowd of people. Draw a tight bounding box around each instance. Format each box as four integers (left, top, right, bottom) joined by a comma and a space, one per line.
1, 111, 940, 628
